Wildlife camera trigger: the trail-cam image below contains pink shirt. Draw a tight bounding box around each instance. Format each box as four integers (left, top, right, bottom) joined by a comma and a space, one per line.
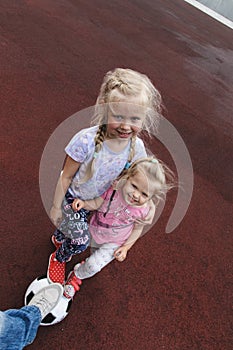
89, 187, 150, 245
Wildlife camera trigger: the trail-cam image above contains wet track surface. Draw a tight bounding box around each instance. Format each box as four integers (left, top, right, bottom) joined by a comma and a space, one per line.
1, 1, 232, 349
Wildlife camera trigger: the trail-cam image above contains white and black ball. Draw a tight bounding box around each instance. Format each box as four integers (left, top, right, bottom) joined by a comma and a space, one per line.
24, 275, 72, 326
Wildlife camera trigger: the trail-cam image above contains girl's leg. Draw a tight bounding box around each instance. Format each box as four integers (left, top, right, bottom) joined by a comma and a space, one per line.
47, 237, 73, 285
48, 238, 89, 284
48, 230, 66, 284
48, 193, 90, 284
63, 243, 119, 299
53, 229, 65, 243
56, 238, 88, 262
75, 243, 119, 279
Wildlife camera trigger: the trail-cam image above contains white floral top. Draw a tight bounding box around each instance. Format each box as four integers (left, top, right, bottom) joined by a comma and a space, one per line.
65, 126, 147, 200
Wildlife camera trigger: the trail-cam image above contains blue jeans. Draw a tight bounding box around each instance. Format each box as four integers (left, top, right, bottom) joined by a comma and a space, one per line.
0, 306, 41, 350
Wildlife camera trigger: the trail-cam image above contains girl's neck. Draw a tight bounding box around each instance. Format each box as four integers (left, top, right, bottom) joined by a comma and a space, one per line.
105, 137, 131, 152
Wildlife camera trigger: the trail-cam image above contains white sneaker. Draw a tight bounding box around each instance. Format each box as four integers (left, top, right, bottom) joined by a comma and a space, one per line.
28, 283, 63, 319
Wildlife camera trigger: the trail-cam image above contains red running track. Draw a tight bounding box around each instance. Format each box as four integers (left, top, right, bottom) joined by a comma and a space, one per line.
1, 1, 232, 349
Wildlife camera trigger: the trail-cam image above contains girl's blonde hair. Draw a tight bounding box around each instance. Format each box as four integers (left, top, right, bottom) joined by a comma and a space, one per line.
82, 68, 163, 183
93, 67, 162, 134
119, 156, 175, 205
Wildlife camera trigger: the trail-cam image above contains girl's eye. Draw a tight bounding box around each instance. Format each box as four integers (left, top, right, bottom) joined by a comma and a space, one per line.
131, 184, 137, 189
142, 192, 149, 198
131, 117, 141, 123
114, 115, 124, 121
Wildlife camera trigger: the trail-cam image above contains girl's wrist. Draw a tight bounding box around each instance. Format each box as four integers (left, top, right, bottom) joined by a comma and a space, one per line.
123, 244, 130, 251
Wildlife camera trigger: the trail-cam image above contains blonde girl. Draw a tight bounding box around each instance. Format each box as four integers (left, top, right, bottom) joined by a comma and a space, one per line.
63, 156, 175, 299
48, 68, 163, 285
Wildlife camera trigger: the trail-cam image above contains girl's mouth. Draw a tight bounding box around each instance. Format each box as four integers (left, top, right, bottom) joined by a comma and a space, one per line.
128, 194, 138, 204
117, 130, 132, 138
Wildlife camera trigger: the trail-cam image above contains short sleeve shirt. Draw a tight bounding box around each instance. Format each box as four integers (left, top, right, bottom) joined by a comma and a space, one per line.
90, 187, 150, 245
65, 126, 147, 200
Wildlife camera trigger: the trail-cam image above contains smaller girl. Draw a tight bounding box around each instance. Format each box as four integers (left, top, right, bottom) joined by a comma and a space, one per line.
63, 156, 175, 299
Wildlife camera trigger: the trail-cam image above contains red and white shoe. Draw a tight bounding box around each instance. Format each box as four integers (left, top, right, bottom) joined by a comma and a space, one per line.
47, 252, 66, 285
63, 271, 82, 299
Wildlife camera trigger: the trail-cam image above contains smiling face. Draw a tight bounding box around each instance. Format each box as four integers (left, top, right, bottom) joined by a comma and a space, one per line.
122, 170, 158, 207
105, 92, 146, 140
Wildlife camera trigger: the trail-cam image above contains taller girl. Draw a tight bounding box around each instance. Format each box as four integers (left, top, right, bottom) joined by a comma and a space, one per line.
48, 68, 163, 284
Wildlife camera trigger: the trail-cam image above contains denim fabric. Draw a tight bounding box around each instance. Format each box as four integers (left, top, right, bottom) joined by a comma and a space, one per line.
0, 306, 41, 350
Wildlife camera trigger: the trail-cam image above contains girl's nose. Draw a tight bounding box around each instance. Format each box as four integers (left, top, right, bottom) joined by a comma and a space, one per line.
120, 122, 130, 130
133, 191, 139, 200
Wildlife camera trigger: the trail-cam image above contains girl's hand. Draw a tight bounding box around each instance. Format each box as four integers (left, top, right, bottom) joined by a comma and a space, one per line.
72, 198, 85, 211
50, 205, 63, 227
114, 246, 128, 262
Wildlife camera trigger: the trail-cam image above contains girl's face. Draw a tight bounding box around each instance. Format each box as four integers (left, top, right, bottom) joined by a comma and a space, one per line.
122, 171, 156, 207
106, 94, 146, 140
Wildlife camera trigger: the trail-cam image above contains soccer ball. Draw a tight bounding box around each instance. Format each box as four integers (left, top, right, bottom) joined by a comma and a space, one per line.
24, 275, 72, 326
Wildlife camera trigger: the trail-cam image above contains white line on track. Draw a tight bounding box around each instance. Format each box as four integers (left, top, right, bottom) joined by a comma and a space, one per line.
183, 0, 233, 29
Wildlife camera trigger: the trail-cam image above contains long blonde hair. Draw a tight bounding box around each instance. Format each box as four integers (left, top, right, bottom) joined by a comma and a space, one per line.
82, 68, 163, 182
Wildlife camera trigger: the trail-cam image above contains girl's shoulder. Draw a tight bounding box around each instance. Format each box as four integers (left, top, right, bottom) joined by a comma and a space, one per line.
65, 126, 98, 161
69, 126, 98, 142
100, 185, 115, 200
134, 136, 147, 158
131, 203, 150, 220
66, 126, 99, 148
135, 136, 145, 147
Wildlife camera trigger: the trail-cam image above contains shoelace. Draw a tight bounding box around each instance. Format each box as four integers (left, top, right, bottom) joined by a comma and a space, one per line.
34, 296, 53, 314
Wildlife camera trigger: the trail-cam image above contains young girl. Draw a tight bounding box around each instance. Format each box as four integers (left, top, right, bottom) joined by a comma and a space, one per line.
63, 157, 175, 299
48, 68, 163, 285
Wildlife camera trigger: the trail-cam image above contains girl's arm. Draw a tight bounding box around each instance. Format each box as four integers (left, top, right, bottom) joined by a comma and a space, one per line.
114, 204, 155, 262
114, 224, 144, 262
72, 197, 104, 211
50, 156, 81, 226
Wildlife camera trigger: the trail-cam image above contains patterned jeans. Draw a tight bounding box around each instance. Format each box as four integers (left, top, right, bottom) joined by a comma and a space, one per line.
53, 191, 90, 263
74, 240, 119, 279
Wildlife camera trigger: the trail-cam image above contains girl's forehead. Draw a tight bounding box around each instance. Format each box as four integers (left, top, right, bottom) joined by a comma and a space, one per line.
109, 101, 147, 118
109, 90, 148, 116
131, 170, 160, 193
131, 171, 150, 187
